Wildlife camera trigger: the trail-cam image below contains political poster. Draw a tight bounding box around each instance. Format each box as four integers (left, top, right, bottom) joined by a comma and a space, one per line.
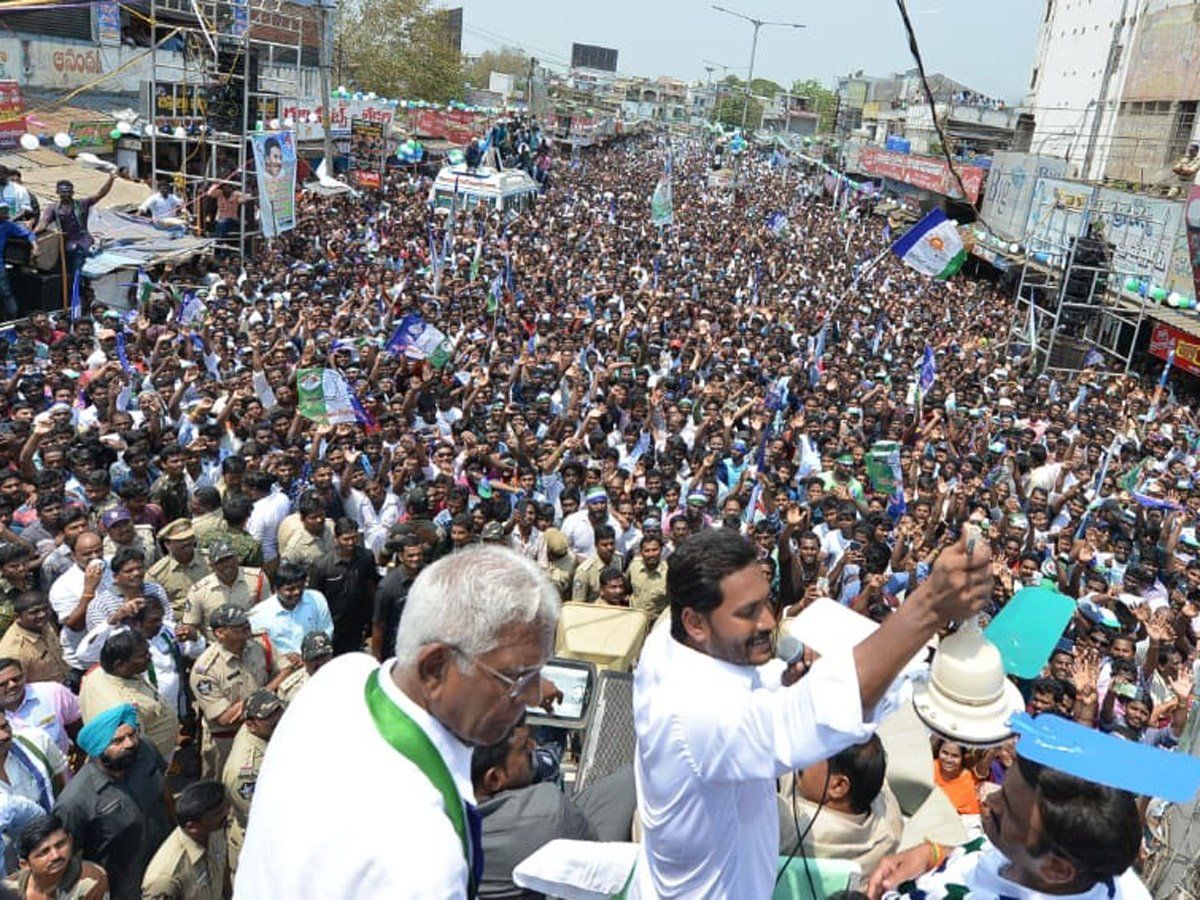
250, 130, 297, 238
350, 117, 385, 187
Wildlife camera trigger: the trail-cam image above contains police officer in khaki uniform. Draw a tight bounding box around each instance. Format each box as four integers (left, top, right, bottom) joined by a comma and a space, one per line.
189, 605, 296, 778
541, 529, 576, 602
141, 779, 230, 900
627, 532, 670, 618
147, 519, 210, 621
180, 538, 266, 643
221, 688, 283, 873
275, 630, 334, 706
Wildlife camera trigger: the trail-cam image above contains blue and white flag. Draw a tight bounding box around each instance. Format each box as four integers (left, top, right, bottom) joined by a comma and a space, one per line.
1160, 347, 1176, 389
297, 367, 377, 430
919, 345, 937, 394
809, 323, 828, 388
891, 209, 966, 280
766, 211, 788, 236
1083, 347, 1105, 368
385, 314, 454, 368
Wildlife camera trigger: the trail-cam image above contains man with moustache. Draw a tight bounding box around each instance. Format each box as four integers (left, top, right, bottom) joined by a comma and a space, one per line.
628, 527, 994, 898
52, 704, 171, 900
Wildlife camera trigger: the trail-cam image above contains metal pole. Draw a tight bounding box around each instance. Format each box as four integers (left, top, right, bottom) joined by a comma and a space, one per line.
1081, 0, 1129, 180
319, 2, 334, 174
740, 22, 759, 132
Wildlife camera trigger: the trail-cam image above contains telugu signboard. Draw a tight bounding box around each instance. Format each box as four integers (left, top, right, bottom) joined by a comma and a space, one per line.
980, 151, 1069, 243
1150, 321, 1200, 379
859, 147, 986, 204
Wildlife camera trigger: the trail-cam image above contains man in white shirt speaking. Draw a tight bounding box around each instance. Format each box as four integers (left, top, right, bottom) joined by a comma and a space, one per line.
630, 527, 993, 899
234, 545, 560, 899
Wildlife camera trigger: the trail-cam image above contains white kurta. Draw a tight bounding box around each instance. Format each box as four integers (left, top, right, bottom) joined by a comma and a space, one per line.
884, 837, 1150, 900
234, 654, 475, 899
629, 623, 883, 899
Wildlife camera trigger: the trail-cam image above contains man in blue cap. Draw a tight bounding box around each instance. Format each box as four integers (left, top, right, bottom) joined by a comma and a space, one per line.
53, 703, 171, 900
864, 712, 1200, 899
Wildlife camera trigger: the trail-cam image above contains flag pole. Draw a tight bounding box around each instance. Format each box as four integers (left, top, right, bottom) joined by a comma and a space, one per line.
826, 242, 893, 320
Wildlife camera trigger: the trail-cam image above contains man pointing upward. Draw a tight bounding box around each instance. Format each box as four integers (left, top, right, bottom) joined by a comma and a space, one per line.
630, 527, 993, 899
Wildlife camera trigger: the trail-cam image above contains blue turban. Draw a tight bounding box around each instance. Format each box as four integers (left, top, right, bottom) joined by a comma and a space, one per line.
77, 704, 139, 758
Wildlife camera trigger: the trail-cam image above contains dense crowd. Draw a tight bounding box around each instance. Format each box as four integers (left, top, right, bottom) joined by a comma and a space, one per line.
0, 119, 1192, 898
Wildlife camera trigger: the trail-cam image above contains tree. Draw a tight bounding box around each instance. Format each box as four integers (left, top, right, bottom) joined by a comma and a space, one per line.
337, 0, 464, 103
790, 78, 838, 134
712, 91, 763, 131
464, 47, 529, 92
749, 77, 785, 100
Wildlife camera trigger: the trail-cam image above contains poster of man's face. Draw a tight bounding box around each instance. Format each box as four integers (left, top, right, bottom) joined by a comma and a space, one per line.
264, 138, 284, 178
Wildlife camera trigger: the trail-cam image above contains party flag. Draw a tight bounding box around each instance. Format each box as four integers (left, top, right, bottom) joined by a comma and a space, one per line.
137, 268, 155, 304
486, 273, 502, 313
891, 209, 966, 280
651, 174, 673, 227
296, 368, 374, 428
919, 345, 937, 394
1159, 346, 1175, 389
385, 313, 454, 369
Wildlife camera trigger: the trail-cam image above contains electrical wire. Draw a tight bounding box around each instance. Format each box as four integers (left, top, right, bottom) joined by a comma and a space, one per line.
776, 763, 830, 893
892, 0, 970, 202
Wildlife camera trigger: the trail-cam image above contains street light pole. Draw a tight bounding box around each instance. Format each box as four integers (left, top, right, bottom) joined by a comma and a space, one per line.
711, 5, 804, 133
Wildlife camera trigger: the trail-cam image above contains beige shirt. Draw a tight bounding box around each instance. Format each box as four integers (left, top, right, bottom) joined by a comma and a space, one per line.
79, 669, 179, 761
627, 557, 669, 618
278, 523, 334, 567
275, 666, 309, 706
189, 643, 271, 735
542, 553, 576, 602
221, 724, 268, 870
141, 826, 227, 900
147, 554, 211, 620
183, 569, 267, 642
4, 857, 107, 899
571, 552, 622, 603
0, 623, 70, 684
190, 510, 226, 546
102, 525, 160, 566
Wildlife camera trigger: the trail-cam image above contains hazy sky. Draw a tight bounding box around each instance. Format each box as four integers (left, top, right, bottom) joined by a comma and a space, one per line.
450, 1, 1044, 104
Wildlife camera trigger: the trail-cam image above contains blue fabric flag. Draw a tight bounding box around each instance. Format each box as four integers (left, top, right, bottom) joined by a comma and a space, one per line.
115, 332, 132, 374
69, 268, 82, 322
1083, 347, 1104, 368
1160, 347, 1176, 389
919, 345, 937, 394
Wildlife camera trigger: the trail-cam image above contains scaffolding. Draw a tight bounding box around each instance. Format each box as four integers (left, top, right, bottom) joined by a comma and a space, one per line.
1005, 176, 1177, 376
148, 0, 304, 259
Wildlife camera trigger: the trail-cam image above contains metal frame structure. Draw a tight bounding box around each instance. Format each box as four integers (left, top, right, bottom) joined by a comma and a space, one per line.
1005, 176, 1175, 376
149, 0, 303, 259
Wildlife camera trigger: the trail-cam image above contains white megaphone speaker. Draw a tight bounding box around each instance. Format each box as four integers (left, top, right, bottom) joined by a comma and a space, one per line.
911, 615, 1025, 747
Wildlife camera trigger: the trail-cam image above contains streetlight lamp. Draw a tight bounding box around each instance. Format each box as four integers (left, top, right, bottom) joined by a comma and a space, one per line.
702, 59, 748, 124
711, 5, 804, 132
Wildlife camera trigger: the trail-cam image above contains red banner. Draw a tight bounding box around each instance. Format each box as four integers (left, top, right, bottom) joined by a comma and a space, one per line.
1149, 321, 1200, 378
0, 81, 27, 148
860, 147, 985, 204
353, 170, 381, 189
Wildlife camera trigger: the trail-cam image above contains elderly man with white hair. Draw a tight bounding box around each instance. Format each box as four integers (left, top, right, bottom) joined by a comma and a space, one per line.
234, 545, 560, 899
